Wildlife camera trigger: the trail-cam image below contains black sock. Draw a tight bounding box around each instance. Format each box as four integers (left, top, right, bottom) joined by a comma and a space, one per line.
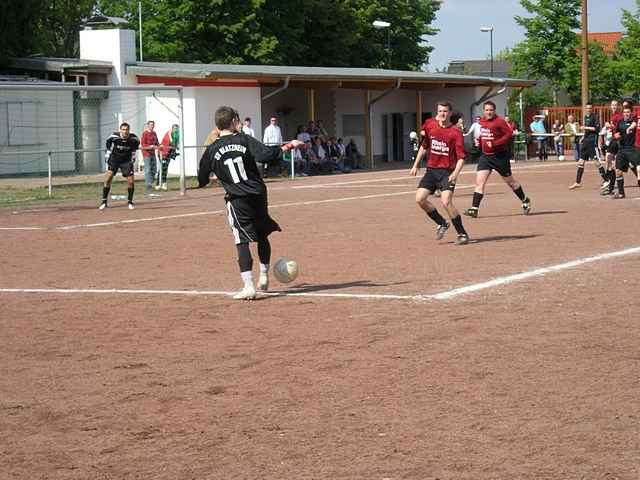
513, 186, 526, 202
451, 215, 467, 235
257, 237, 271, 265
128, 186, 134, 202
236, 243, 253, 272
576, 166, 584, 184
617, 176, 625, 196
427, 208, 447, 226
608, 171, 616, 192
102, 186, 110, 202
471, 192, 483, 209
598, 165, 606, 180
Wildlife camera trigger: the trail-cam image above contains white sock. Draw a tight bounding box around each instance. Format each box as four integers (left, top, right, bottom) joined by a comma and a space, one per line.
259, 263, 269, 275
240, 271, 253, 288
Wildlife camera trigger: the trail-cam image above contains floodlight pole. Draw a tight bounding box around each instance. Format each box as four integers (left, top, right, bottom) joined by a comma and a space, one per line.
481, 26, 494, 77
581, 0, 589, 109
138, 1, 143, 62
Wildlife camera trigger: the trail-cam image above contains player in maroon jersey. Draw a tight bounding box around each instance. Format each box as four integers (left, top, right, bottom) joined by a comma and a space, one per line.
464, 101, 531, 218
410, 101, 469, 245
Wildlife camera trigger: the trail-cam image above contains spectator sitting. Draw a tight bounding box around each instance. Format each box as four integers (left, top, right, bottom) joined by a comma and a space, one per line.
345, 139, 363, 169
291, 146, 309, 176
296, 124, 311, 144
327, 137, 344, 172
311, 136, 333, 174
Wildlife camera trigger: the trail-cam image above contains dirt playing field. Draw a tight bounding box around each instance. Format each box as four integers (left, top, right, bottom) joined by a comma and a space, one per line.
1, 161, 638, 479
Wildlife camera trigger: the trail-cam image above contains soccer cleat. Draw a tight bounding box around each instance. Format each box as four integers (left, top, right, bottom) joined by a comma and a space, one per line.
568, 182, 582, 190
463, 207, 478, 218
612, 193, 626, 199
232, 285, 257, 300
435, 222, 450, 240
154, 184, 161, 190
99, 201, 107, 210
161, 183, 168, 191
128, 202, 135, 210
257, 274, 269, 292
455, 233, 470, 245
601, 180, 610, 191
522, 198, 532, 215
600, 189, 614, 196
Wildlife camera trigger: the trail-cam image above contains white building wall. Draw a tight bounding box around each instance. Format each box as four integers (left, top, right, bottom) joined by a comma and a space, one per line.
0, 90, 75, 175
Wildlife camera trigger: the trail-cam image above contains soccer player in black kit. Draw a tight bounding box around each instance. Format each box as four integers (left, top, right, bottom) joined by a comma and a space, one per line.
99, 122, 139, 210
612, 105, 638, 199
198, 106, 303, 300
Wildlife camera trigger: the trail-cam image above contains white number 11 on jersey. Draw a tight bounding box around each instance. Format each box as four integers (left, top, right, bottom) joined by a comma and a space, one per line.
224, 156, 248, 183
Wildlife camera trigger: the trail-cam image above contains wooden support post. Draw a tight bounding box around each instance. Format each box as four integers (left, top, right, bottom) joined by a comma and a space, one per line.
364, 89, 372, 169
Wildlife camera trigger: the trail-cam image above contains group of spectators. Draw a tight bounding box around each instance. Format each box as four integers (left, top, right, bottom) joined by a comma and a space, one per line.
240, 116, 364, 177
291, 121, 363, 176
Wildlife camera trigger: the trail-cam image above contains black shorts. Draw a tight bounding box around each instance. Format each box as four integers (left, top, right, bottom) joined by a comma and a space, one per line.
107, 160, 134, 177
615, 148, 640, 172
580, 139, 597, 160
605, 140, 619, 156
418, 168, 456, 193
477, 151, 512, 177
225, 193, 281, 244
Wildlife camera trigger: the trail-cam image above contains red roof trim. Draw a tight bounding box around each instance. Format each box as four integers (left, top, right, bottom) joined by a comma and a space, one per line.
137, 76, 260, 87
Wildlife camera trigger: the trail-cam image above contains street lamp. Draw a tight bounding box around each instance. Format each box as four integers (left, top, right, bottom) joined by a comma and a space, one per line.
373, 20, 391, 69
480, 26, 494, 77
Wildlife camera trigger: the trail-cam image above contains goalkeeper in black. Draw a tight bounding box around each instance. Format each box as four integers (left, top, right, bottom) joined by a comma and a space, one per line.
198, 106, 303, 300
99, 122, 139, 210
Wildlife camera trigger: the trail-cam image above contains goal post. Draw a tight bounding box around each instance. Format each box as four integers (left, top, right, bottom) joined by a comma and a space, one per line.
0, 84, 187, 196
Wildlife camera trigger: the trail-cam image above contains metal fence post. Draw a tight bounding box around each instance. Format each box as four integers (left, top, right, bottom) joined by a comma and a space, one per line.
178, 88, 186, 195
47, 152, 52, 198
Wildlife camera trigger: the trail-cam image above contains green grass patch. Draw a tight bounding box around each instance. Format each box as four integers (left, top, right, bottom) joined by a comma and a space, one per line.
0, 177, 202, 208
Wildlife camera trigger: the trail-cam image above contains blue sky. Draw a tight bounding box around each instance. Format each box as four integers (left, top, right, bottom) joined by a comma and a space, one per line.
426, 0, 637, 71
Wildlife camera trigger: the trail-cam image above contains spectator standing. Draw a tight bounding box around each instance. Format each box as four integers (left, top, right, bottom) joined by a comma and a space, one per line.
263, 117, 283, 146
346, 139, 363, 169
157, 124, 179, 190
551, 119, 565, 157
242, 117, 255, 138
141, 120, 161, 194
530, 115, 548, 161
564, 114, 580, 160
464, 116, 482, 162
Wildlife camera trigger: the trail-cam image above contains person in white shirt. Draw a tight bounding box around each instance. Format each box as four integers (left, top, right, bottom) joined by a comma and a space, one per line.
263, 117, 283, 146
242, 117, 255, 138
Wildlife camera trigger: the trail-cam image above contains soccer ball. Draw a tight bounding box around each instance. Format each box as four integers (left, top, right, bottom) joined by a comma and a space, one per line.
273, 257, 299, 284
558, 155, 566, 161
409, 131, 418, 140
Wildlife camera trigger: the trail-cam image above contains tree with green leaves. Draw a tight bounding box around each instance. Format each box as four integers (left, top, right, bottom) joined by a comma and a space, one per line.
1, 0, 95, 62
507, 0, 581, 105
97, 0, 440, 70
611, 0, 640, 99
561, 42, 622, 105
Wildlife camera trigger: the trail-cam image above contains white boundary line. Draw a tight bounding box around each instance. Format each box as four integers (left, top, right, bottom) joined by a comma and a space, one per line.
427, 245, 640, 300
2, 245, 639, 302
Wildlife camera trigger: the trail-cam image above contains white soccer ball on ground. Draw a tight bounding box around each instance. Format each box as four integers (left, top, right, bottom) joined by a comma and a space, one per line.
558, 155, 565, 161
273, 258, 299, 284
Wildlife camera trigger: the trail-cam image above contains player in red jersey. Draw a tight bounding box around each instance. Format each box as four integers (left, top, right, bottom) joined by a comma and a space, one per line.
464, 101, 531, 218
410, 101, 469, 245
